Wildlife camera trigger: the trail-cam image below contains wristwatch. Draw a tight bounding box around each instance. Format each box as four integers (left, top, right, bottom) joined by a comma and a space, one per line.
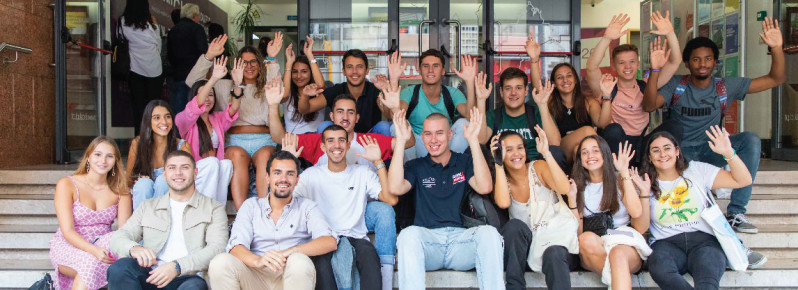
309, 59, 317, 64
602, 95, 611, 101
231, 88, 244, 99
174, 262, 182, 276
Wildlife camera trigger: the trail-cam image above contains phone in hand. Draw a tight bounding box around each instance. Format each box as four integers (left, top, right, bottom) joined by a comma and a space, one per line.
493, 140, 503, 166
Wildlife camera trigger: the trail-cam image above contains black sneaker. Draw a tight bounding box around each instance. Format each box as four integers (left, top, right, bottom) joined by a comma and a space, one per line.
727, 213, 758, 234
747, 248, 767, 269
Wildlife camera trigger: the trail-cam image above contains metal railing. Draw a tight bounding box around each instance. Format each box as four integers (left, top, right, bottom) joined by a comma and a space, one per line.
0, 42, 32, 64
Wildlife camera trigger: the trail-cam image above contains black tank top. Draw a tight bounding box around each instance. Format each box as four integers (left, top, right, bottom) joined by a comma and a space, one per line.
557, 104, 593, 137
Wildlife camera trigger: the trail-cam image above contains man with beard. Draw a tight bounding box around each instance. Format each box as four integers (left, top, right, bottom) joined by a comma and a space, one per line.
643, 17, 785, 234
268, 80, 411, 290
284, 125, 397, 290
387, 108, 503, 289
297, 49, 394, 136
208, 151, 338, 289
108, 151, 228, 289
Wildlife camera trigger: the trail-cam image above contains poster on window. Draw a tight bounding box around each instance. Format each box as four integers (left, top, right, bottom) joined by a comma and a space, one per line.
711, 18, 723, 51
725, 13, 739, 54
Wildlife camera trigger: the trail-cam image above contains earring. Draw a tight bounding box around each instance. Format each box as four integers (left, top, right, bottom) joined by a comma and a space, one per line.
111, 169, 115, 176
86, 162, 90, 173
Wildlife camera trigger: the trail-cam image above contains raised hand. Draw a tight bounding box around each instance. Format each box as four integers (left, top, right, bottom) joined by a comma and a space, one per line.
380, 83, 401, 111
356, 135, 383, 162
281, 133, 304, 158
372, 74, 390, 91
452, 54, 477, 82
760, 17, 783, 48
206, 34, 228, 59
302, 83, 323, 96
267, 31, 284, 58
566, 178, 577, 203
532, 78, 554, 105
475, 71, 493, 101
303, 35, 315, 59
630, 167, 652, 196
706, 125, 735, 159
211, 56, 228, 80
285, 43, 295, 64
264, 77, 285, 106
231, 57, 244, 85
649, 36, 671, 70
612, 141, 635, 173
533, 125, 550, 157
463, 107, 483, 143
604, 14, 630, 40
490, 134, 504, 166
599, 74, 617, 99
388, 50, 407, 79
392, 109, 412, 144
525, 30, 541, 61
650, 10, 673, 35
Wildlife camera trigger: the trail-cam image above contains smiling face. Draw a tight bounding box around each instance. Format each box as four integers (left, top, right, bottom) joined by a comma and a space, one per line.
321, 129, 349, 165
421, 117, 452, 157
203, 86, 216, 113
648, 136, 680, 171
164, 155, 196, 192
686, 47, 715, 81
501, 135, 527, 170
291, 61, 312, 88
330, 99, 359, 133
343, 56, 368, 87
88, 142, 116, 175
613, 51, 639, 81
501, 77, 528, 110
267, 159, 299, 199
240, 52, 260, 81
579, 138, 604, 171
150, 106, 173, 137
419, 55, 444, 86
553, 65, 576, 95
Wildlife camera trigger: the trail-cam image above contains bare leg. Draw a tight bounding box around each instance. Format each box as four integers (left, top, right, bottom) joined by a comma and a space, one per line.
253, 146, 276, 198
561, 126, 598, 162
577, 232, 607, 272
57, 265, 87, 290
608, 245, 642, 290
226, 146, 252, 210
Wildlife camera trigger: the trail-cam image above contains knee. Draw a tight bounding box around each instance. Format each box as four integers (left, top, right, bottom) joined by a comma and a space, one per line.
371, 121, 393, 136
253, 147, 275, 166
396, 226, 423, 250
474, 225, 503, 246
201, 157, 221, 171
500, 219, 529, 239
608, 245, 635, 268
225, 147, 250, 162
107, 258, 138, 278
542, 246, 568, 268
133, 177, 155, 189
603, 123, 625, 137
453, 118, 469, 131
577, 232, 604, 256
286, 253, 316, 277
178, 277, 208, 290
735, 131, 761, 150
209, 253, 238, 278
368, 201, 396, 222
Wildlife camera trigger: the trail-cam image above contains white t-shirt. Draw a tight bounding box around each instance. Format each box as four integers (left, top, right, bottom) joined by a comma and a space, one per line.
315, 133, 376, 170
157, 199, 189, 266
650, 161, 719, 240
292, 164, 381, 239
120, 17, 162, 77
584, 182, 630, 229
282, 102, 323, 134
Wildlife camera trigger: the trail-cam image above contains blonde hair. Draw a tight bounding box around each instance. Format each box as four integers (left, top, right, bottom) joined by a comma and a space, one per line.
74, 136, 129, 195
180, 3, 199, 19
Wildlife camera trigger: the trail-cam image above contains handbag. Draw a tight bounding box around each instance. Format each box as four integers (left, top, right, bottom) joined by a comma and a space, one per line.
700, 189, 749, 271
583, 207, 614, 237
112, 17, 130, 80
27, 273, 54, 290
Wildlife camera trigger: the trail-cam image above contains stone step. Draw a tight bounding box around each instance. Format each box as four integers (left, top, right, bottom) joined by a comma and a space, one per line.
1, 258, 796, 289
0, 168, 74, 185
0, 185, 55, 196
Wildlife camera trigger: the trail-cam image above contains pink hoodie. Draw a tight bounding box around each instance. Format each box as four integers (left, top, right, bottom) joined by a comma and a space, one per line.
175, 95, 239, 160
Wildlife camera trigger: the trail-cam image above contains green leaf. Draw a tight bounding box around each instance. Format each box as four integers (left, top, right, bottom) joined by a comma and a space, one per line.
659, 209, 668, 220
672, 211, 688, 221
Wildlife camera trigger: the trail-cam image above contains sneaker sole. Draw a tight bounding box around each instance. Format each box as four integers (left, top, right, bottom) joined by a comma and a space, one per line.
734, 227, 759, 234
749, 256, 768, 269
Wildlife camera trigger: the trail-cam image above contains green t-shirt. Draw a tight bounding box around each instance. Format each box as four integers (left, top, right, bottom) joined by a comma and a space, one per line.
400, 85, 467, 134
486, 105, 543, 159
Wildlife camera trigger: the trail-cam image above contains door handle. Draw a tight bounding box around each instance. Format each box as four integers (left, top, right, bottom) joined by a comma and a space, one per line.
443, 19, 462, 71
418, 20, 435, 54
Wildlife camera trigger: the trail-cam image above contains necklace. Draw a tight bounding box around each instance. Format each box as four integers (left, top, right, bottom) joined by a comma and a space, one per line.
567, 108, 572, 115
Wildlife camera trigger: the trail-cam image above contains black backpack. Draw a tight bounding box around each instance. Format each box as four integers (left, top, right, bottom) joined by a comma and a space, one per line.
459, 144, 508, 230
493, 103, 538, 138
609, 79, 647, 101
407, 85, 456, 120
112, 18, 130, 80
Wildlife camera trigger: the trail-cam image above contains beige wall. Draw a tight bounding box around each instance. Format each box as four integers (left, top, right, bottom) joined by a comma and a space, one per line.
0, 0, 56, 168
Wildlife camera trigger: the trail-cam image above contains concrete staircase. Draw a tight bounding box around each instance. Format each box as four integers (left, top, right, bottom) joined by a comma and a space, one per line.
1, 161, 797, 289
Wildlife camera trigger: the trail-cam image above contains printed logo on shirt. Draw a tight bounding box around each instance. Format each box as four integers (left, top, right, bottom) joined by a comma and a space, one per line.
422, 177, 436, 188
348, 187, 354, 190
452, 172, 465, 184
655, 179, 700, 227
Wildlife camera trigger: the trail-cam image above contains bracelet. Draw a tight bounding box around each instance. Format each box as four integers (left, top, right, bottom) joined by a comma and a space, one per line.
530, 58, 540, 64
231, 88, 244, 99
285, 69, 291, 71
620, 175, 631, 181
236, 85, 246, 89
310, 59, 317, 64
374, 162, 386, 170
724, 149, 737, 161
651, 68, 661, 72
265, 56, 276, 61
569, 206, 578, 210
639, 195, 651, 198
203, 54, 213, 61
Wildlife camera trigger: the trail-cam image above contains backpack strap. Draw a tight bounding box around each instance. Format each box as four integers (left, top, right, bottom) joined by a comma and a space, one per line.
407, 85, 422, 117
408, 85, 456, 121
715, 77, 728, 116
524, 104, 538, 137
609, 79, 647, 102
493, 106, 503, 132
670, 75, 691, 109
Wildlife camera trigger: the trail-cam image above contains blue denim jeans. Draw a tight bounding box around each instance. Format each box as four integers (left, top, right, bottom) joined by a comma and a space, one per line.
331, 201, 396, 290
392, 118, 470, 161
107, 257, 208, 290
316, 120, 393, 136
330, 237, 381, 290
131, 168, 169, 210
648, 231, 727, 290
169, 80, 190, 115
396, 225, 504, 290
680, 131, 760, 215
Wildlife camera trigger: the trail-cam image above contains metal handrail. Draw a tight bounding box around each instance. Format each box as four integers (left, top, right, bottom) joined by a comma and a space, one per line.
0, 42, 32, 64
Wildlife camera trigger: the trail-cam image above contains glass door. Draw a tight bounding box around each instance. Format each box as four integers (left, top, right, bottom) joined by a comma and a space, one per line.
774, 1, 798, 161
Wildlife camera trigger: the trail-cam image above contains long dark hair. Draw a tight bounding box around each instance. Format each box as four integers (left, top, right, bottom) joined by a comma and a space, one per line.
237, 46, 266, 98
641, 131, 691, 199
132, 100, 179, 179
122, 0, 154, 30
548, 63, 589, 124
289, 55, 319, 123
571, 135, 620, 215
189, 80, 216, 157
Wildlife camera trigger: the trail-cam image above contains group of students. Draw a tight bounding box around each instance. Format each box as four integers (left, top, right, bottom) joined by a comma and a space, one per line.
48, 9, 785, 290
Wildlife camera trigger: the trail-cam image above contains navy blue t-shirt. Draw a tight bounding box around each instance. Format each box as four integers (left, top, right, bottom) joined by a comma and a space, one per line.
323, 81, 382, 133
404, 151, 475, 228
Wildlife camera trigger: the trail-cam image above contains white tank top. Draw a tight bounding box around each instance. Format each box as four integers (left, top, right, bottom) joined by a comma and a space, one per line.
583, 182, 630, 229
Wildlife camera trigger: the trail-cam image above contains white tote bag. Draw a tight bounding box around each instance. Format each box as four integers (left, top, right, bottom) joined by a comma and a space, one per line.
699, 190, 748, 271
